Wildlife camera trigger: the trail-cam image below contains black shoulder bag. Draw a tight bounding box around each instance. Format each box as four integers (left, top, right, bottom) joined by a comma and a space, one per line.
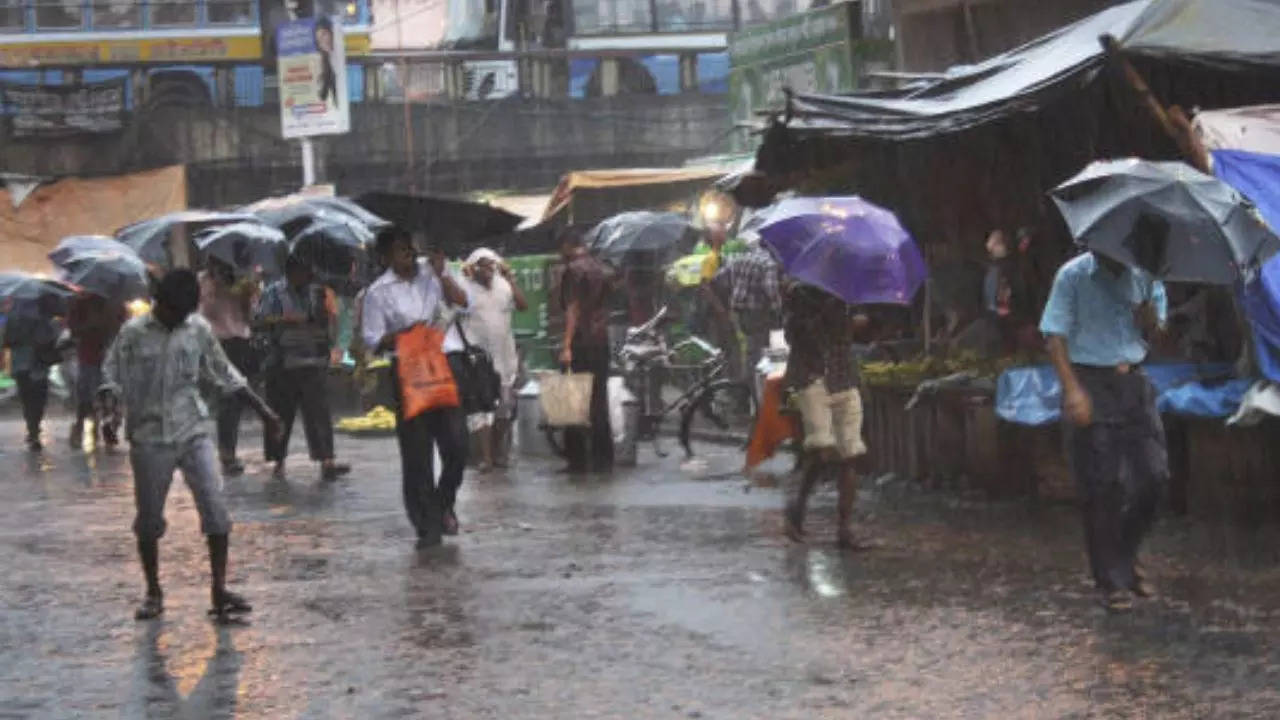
452, 318, 502, 414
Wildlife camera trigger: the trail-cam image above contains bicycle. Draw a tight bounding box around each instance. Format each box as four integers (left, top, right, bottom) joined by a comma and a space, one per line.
545, 305, 758, 460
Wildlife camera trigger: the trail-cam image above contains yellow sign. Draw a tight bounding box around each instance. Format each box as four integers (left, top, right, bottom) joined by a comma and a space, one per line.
0, 31, 370, 67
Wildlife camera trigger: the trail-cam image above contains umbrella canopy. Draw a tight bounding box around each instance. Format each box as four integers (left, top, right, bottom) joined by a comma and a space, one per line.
1051, 158, 1280, 285
586, 211, 701, 268
246, 194, 389, 238
195, 222, 288, 277
0, 272, 78, 312
115, 210, 257, 266
757, 196, 927, 306
48, 235, 120, 266
289, 219, 374, 295
48, 236, 149, 303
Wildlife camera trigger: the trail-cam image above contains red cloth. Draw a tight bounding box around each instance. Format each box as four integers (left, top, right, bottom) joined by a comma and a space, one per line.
67, 295, 124, 367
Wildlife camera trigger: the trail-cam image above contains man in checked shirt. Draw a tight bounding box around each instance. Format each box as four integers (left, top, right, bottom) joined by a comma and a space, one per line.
101, 270, 282, 622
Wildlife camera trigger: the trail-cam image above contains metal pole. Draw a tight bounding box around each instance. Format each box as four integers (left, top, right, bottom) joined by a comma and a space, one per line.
301, 137, 316, 187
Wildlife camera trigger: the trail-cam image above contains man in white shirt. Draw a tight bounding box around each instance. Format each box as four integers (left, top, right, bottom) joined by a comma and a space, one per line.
361, 229, 469, 548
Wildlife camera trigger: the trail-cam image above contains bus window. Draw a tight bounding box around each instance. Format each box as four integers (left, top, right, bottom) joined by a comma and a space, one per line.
208, 0, 254, 24
92, 0, 142, 27
150, 0, 196, 25
1, 0, 24, 31
35, 0, 83, 28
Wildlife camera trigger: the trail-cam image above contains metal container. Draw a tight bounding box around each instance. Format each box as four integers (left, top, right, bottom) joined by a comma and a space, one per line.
614, 397, 640, 466
516, 378, 555, 457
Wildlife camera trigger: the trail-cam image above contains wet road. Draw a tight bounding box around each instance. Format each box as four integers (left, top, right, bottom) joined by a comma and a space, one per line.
2, 416, 1280, 719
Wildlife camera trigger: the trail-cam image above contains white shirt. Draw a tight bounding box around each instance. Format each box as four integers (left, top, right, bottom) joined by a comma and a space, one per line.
460, 275, 519, 385
361, 259, 443, 351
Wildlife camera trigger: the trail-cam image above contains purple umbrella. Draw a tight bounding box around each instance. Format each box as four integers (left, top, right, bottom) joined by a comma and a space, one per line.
757, 196, 927, 306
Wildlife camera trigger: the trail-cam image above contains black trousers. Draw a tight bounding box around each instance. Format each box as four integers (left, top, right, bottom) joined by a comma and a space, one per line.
564, 342, 613, 471
215, 337, 255, 459
264, 365, 335, 463
15, 371, 48, 440
392, 355, 469, 539
1065, 367, 1168, 593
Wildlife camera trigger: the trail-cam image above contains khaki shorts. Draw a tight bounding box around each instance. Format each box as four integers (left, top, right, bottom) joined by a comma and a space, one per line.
796, 380, 867, 459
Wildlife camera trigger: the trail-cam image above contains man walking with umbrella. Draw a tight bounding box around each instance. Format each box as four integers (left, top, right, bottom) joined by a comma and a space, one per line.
1040, 215, 1170, 613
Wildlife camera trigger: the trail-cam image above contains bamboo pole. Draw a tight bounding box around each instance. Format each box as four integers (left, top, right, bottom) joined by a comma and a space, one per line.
1099, 34, 1210, 173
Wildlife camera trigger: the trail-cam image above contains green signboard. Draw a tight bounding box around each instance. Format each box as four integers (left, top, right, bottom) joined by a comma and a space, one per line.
728, 2, 881, 153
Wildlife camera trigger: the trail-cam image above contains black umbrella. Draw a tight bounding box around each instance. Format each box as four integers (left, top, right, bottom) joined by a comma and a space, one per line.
354, 192, 524, 256
48, 236, 149, 303
289, 219, 374, 296
245, 194, 389, 239
1051, 158, 1280, 284
195, 222, 288, 277
0, 272, 78, 313
115, 210, 257, 266
586, 211, 700, 268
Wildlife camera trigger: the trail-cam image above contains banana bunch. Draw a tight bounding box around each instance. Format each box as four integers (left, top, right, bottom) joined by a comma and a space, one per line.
337, 405, 397, 433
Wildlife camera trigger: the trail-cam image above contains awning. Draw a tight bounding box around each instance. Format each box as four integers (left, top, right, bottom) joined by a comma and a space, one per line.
779, 0, 1280, 141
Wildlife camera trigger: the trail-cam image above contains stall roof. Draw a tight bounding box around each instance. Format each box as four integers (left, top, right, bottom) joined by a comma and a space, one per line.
543, 168, 725, 221
782, 0, 1280, 140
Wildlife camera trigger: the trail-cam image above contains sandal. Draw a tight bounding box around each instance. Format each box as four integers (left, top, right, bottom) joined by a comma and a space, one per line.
134, 594, 164, 621
208, 590, 253, 619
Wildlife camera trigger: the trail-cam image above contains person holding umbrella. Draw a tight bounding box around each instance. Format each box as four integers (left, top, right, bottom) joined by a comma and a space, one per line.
558, 229, 614, 474
3, 294, 66, 452
1040, 217, 1170, 613
255, 252, 351, 482
47, 235, 148, 450
755, 196, 927, 548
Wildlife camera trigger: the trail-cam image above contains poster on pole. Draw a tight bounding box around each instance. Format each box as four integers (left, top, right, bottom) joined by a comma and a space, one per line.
276, 16, 350, 138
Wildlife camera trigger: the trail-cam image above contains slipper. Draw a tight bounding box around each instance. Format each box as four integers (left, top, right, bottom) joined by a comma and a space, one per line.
134, 594, 164, 621
322, 462, 351, 481
208, 590, 253, 619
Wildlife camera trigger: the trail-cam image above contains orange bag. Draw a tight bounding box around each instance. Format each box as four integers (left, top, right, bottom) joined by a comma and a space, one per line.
396, 324, 460, 420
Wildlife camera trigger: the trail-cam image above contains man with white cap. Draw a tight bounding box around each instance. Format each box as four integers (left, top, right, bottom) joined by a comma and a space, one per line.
460, 247, 528, 470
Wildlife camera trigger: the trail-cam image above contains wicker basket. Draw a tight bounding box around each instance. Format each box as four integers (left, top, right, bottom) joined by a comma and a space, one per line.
538, 371, 594, 427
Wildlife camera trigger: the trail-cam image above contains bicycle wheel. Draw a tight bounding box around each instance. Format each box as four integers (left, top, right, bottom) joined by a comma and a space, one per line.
678, 379, 757, 458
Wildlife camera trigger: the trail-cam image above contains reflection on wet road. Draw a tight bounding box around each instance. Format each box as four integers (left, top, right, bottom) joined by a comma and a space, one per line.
1, 417, 1279, 718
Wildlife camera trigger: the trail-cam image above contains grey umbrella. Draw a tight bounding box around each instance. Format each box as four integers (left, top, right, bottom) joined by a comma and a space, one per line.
48, 235, 149, 302
115, 210, 258, 266
1051, 158, 1280, 285
0, 272, 78, 312
586, 211, 701, 268
194, 222, 288, 277
245, 195, 390, 239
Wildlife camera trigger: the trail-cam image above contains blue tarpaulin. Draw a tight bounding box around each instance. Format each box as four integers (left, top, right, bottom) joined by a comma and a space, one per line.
996, 363, 1247, 425
1212, 149, 1280, 235
1241, 252, 1280, 383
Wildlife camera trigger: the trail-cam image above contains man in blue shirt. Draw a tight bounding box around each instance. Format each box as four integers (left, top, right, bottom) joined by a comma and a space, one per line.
1039, 214, 1171, 613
